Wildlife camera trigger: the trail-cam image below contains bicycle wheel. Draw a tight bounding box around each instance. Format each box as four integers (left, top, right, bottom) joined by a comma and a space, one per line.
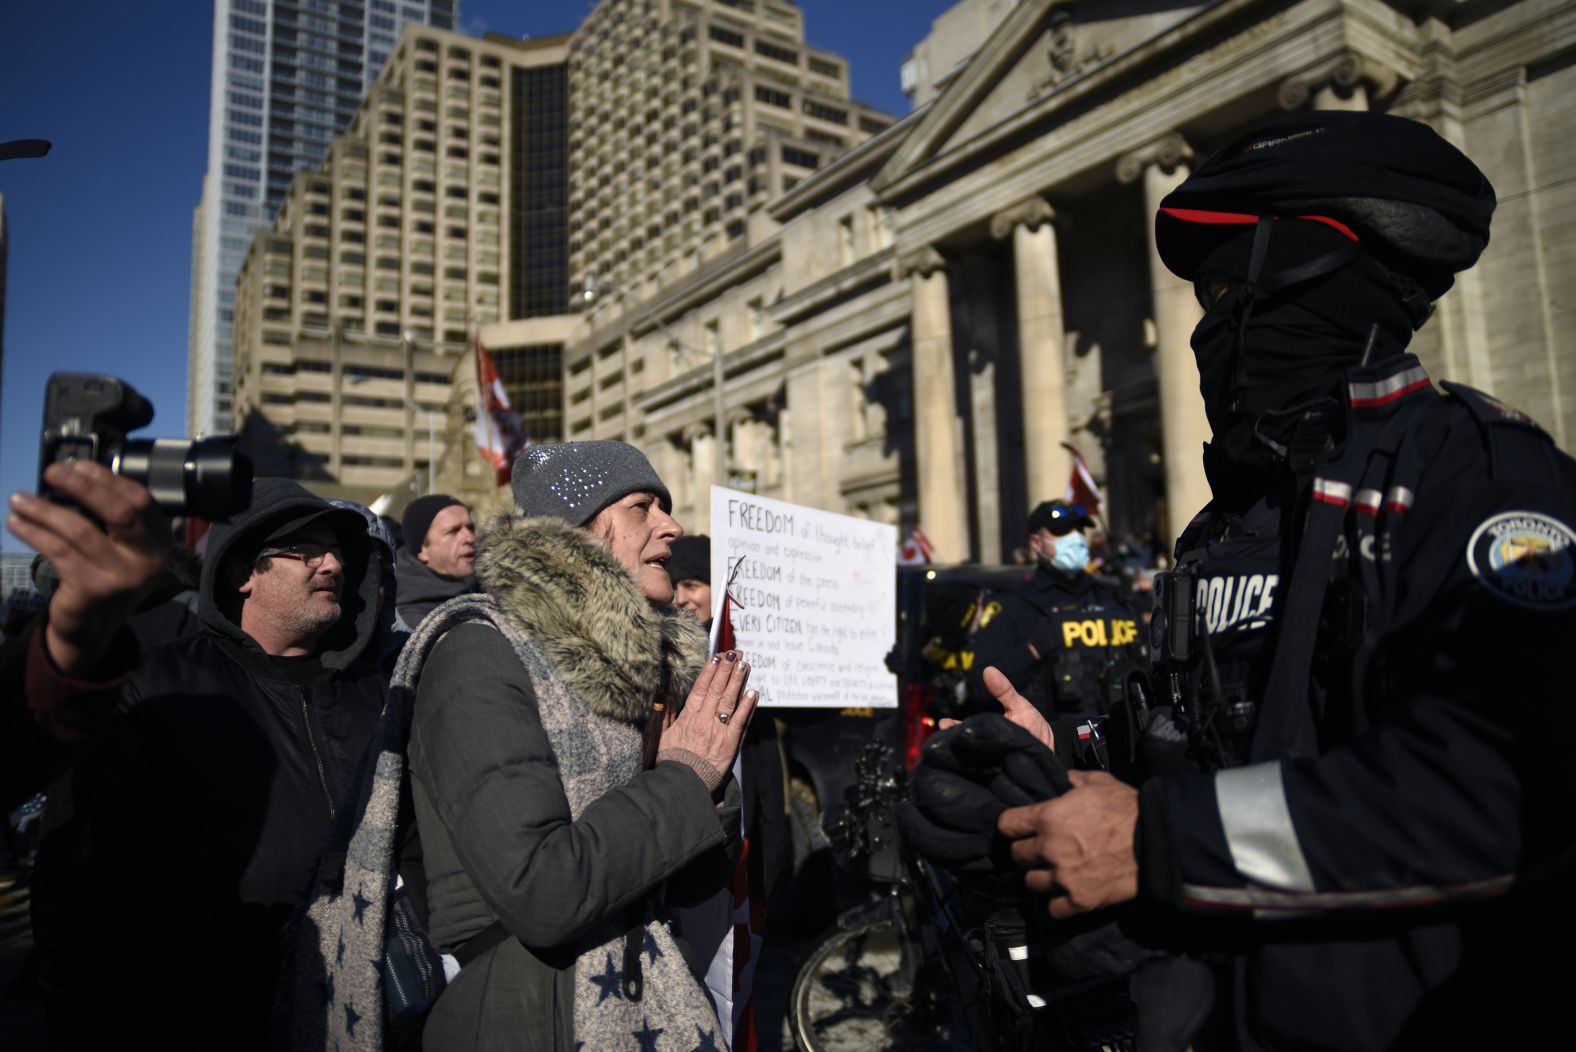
788, 908, 966, 1052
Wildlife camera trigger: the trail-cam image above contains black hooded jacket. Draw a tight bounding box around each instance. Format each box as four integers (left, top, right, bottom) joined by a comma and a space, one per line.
31, 479, 388, 1050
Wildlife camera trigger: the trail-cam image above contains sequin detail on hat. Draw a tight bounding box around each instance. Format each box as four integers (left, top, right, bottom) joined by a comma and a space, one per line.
548, 466, 610, 510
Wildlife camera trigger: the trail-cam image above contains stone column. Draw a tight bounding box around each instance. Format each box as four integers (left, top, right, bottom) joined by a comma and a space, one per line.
653, 436, 691, 525
1278, 50, 1399, 113
990, 196, 1070, 507
967, 348, 1002, 565
728, 408, 762, 492
685, 422, 717, 535
899, 246, 968, 562
1117, 133, 1211, 535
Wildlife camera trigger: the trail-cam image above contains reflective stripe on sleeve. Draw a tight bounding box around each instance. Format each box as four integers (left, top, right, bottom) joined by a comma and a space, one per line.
1312, 478, 1352, 507
1214, 762, 1316, 892
1181, 873, 1513, 913
1348, 364, 1430, 407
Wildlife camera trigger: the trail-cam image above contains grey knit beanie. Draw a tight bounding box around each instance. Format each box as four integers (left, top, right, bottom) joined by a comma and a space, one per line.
510, 441, 673, 526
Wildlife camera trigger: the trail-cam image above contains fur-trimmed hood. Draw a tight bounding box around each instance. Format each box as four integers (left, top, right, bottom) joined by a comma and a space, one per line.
474, 513, 709, 724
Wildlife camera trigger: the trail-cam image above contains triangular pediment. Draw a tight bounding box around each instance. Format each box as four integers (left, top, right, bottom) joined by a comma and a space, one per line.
874, 0, 1207, 194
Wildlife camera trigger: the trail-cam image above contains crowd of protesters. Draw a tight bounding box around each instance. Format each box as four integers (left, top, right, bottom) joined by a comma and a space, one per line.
1, 446, 766, 1052
4, 110, 1573, 1052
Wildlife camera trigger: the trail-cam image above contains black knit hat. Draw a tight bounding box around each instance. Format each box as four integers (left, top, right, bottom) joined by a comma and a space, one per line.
402, 494, 464, 553
1156, 111, 1496, 299
510, 441, 672, 526
667, 535, 710, 586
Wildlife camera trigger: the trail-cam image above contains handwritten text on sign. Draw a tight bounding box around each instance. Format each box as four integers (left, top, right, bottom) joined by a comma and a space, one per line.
710, 487, 897, 708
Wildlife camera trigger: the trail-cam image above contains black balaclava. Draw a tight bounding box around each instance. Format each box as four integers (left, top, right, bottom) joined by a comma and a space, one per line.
1191, 218, 1416, 495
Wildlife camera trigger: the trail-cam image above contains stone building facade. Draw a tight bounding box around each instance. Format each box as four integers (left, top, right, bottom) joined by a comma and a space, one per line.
562, 0, 1576, 560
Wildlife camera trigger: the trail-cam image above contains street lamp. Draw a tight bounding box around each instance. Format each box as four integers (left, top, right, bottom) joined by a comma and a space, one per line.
401, 329, 446, 496
581, 275, 727, 487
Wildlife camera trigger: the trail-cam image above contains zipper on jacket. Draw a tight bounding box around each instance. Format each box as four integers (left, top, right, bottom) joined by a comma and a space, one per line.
299, 686, 337, 822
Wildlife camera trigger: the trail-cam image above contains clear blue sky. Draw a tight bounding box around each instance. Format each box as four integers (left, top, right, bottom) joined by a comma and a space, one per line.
0, 0, 955, 554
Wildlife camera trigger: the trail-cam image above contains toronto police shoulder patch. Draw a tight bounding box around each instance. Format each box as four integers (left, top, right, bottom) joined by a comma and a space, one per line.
1465, 511, 1576, 611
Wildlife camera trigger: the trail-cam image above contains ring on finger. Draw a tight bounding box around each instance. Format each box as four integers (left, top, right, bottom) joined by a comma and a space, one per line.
717, 711, 731, 724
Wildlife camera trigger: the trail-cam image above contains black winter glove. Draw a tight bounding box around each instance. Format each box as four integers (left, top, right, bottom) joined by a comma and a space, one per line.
896, 714, 1072, 890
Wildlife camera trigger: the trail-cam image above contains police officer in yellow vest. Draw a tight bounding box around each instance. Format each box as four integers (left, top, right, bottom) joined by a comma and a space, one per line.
965, 500, 1143, 720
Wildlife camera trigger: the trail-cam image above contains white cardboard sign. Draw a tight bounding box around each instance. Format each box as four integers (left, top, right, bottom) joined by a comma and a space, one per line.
709, 486, 898, 708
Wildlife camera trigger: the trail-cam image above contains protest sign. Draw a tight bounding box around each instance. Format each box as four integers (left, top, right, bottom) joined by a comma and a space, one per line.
710, 487, 897, 708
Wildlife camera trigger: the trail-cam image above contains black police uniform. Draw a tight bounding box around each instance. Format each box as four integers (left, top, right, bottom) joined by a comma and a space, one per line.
1109, 107, 1576, 1050
965, 565, 1143, 720
1135, 353, 1576, 1049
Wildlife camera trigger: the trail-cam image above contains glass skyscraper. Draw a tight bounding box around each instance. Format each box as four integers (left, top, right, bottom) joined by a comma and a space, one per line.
188, 0, 456, 436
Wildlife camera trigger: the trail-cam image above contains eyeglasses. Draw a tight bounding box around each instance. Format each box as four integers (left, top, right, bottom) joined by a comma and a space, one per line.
256, 542, 342, 569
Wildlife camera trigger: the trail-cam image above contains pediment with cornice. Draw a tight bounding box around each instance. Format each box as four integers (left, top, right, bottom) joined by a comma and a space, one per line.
872, 0, 1207, 196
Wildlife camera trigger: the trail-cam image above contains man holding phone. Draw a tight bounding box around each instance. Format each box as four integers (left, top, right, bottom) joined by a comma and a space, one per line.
25, 476, 389, 1050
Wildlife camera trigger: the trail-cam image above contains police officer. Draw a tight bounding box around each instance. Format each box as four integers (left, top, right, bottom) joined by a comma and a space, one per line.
992, 111, 1576, 1050
966, 499, 1143, 721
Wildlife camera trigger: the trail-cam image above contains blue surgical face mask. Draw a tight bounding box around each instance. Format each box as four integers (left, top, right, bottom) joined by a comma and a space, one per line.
1050, 532, 1091, 574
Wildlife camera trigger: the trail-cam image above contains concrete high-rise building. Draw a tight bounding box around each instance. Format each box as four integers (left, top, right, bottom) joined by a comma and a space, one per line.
231, 26, 570, 504
188, 0, 457, 438
565, 0, 894, 303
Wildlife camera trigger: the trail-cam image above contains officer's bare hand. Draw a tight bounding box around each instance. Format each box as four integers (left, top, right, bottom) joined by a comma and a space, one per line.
941, 666, 1055, 751
7, 462, 171, 676
997, 769, 1139, 920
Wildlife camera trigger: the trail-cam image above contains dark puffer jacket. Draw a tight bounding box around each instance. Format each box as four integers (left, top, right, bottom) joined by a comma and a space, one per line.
30, 479, 389, 1051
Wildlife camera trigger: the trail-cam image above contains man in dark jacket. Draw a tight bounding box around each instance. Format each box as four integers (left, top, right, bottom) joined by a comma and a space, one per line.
966, 500, 1143, 720
30, 478, 388, 1050
394, 493, 476, 629
996, 112, 1576, 1049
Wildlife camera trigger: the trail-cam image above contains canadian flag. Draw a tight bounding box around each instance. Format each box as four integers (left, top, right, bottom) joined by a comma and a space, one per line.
1063, 443, 1106, 523
897, 526, 937, 565
473, 336, 528, 486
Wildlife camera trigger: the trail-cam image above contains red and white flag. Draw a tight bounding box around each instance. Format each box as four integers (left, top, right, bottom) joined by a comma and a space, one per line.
473, 336, 528, 486
1063, 443, 1105, 523
676, 562, 761, 1051
897, 526, 937, 565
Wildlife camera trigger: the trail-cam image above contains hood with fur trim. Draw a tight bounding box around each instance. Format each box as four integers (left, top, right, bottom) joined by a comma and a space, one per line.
474, 513, 709, 724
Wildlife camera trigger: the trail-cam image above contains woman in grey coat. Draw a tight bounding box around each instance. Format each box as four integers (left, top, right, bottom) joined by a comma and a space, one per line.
409, 442, 758, 1051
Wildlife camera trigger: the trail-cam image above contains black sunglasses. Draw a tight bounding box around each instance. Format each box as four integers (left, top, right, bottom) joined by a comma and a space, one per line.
1041, 502, 1089, 536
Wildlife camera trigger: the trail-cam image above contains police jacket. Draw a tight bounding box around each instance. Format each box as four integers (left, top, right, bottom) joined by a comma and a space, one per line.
1135, 355, 1576, 1050
966, 565, 1143, 719
31, 481, 388, 1051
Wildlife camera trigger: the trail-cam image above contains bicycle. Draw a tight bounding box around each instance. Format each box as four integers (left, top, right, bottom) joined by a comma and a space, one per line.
786, 739, 1138, 1052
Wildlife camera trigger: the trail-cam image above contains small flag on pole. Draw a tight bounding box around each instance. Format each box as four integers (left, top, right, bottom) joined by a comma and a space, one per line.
1063, 443, 1105, 523
474, 336, 528, 486
691, 557, 759, 1051
897, 526, 937, 565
